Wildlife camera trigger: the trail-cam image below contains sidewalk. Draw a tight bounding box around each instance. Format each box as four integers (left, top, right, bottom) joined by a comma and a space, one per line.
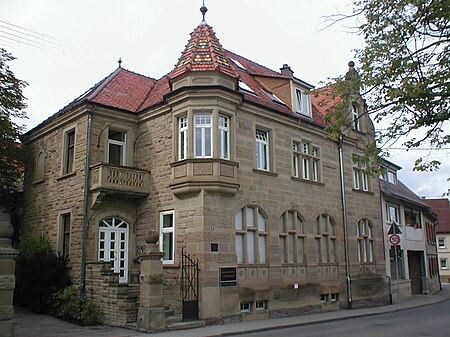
14, 284, 450, 337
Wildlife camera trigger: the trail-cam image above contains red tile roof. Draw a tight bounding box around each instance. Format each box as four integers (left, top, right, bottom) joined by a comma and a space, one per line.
169, 23, 237, 79
423, 198, 450, 233
26, 22, 344, 136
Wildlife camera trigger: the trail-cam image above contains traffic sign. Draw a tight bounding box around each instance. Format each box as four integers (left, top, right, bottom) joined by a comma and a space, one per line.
389, 234, 401, 245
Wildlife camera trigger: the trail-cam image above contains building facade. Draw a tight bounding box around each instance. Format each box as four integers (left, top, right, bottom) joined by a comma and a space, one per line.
424, 198, 450, 283
379, 160, 440, 302
21, 17, 390, 326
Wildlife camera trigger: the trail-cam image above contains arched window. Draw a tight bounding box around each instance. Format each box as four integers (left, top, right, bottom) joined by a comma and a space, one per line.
315, 214, 337, 263
235, 206, 268, 264
351, 104, 361, 131
35, 151, 45, 182
98, 217, 129, 283
357, 219, 374, 263
278, 210, 305, 264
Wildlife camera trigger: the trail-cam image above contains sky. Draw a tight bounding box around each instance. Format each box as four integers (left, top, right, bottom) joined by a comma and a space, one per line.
2, 0, 448, 198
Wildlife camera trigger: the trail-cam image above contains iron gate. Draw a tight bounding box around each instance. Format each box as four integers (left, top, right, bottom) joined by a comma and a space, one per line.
181, 248, 199, 321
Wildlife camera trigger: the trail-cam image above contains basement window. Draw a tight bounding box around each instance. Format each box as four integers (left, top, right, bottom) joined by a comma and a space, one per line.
256, 300, 266, 311
331, 293, 338, 303
240, 302, 252, 312
320, 294, 328, 303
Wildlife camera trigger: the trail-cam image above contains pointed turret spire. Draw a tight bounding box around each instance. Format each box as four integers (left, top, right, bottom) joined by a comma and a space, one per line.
200, 1, 208, 24
169, 18, 237, 80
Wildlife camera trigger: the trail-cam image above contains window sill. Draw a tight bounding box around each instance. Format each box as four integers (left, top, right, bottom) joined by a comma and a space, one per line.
163, 263, 180, 269
237, 263, 270, 268
57, 171, 77, 181
253, 169, 278, 177
352, 188, 374, 195
281, 262, 307, 267
291, 177, 324, 186
32, 179, 45, 185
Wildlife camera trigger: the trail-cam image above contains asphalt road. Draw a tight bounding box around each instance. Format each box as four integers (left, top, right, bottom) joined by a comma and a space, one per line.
232, 299, 450, 337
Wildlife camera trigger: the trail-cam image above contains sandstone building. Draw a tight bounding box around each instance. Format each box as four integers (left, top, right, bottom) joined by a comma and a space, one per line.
21, 12, 390, 326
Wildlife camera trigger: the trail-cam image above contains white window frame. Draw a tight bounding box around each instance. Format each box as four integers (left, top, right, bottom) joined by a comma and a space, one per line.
178, 116, 188, 160
293, 141, 320, 182
98, 217, 129, 283
438, 237, 446, 249
240, 302, 251, 312
357, 219, 374, 263
235, 206, 268, 264
315, 214, 337, 264
352, 104, 361, 131
294, 88, 311, 116
255, 300, 266, 311
159, 210, 175, 264
353, 157, 369, 191
387, 204, 400, 224
194, 113, 212, 158
441, 258, 448, 269
107, 129, 127, 166
219, 115, 230, 160
279, 210, 305, 264
387, 170, 397, 184
256, 130, 269, 171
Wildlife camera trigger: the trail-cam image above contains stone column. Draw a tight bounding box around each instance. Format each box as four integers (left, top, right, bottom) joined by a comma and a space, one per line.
136, 230, 166, 332
0, 221, 18, 337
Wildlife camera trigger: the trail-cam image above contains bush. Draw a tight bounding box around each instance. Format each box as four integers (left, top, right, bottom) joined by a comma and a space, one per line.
15, 237, 70, 313
53, 286, 101, 325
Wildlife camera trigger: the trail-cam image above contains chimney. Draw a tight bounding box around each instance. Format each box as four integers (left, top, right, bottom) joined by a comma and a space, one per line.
280, 64, 294, 77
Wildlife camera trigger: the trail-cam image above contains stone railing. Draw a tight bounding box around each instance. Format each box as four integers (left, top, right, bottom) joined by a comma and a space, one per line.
89, 164, 150, 207
169, 158, 239, 196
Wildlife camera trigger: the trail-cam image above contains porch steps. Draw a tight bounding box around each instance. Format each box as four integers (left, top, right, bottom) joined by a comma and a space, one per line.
167, 320, 206, 331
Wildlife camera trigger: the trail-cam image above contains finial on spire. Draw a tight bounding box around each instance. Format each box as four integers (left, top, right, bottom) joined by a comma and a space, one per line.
200, 0, 208, 23
118, 57, 122, 68
345, 60, 357, 79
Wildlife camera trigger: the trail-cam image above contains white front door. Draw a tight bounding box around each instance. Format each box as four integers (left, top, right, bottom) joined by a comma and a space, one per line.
98, 217, 129, 283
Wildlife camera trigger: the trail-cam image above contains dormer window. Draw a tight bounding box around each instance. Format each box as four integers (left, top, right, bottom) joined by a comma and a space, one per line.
294, 88, 311, 117
387, 170, 397, 184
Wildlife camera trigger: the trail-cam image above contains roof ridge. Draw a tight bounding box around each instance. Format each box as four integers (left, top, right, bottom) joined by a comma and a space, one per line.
136, 74, 169, 111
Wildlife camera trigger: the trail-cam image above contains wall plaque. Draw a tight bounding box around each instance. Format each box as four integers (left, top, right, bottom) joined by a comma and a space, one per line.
220, 267, 237, 287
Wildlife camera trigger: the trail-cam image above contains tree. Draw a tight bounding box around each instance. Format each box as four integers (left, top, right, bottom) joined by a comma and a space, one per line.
0, 48, 28, 200
318, 0, 449, 171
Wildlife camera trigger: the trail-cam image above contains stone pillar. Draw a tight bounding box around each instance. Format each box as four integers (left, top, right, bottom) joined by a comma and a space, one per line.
0, 221, 18, 337
136, 230, 166, 332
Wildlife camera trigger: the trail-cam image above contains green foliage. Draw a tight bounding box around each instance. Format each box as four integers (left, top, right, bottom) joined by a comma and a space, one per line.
320, 0, 449, 171
15, 237, 70, 313
0, 48, 28, 200
53, 286, 101, 326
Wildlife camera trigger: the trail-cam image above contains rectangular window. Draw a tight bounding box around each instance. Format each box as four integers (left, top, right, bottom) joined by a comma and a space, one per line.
438, 237, 446, 248
63, 129, 75, 174
320, 294, 328, 303
440, 258, 448, 269
352, 105, 360, 131
178, 116, 188, 160
388, 204, 400, 223
293, 141, 320, 182
387, 170, 397, 184
255, 300, 266, 311
294, 88, 311, 116
219, 115, 230, 160
404, 208, 421, 228
353, 156, 369, 191
108, 129, 126, 165
60, 213, 71, 260
194, 113, 212, 158
160, 210, 175, 264
240, 302, 251, 312
330, 293, 338, 303
256, 130, 269, 171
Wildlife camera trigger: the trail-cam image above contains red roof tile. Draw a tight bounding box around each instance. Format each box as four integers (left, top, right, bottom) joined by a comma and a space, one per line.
170, 23, 237, 80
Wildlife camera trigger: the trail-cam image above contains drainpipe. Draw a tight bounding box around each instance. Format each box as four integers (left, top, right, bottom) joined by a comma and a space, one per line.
80, 106, 94, 296
338, 133, 352, 309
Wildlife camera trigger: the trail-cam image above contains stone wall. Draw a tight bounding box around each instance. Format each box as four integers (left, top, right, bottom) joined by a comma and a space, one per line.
85, 261, 138, 326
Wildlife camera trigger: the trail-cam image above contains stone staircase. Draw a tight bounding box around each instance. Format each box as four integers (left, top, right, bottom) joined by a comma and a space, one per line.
165, 306, 205, 331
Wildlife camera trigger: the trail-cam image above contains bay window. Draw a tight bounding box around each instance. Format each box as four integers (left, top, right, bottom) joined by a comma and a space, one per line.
194, 113, 212, 158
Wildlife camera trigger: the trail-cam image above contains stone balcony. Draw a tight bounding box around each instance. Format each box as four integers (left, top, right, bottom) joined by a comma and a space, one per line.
90, 163, 150, 208
169, 158, 240, 196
